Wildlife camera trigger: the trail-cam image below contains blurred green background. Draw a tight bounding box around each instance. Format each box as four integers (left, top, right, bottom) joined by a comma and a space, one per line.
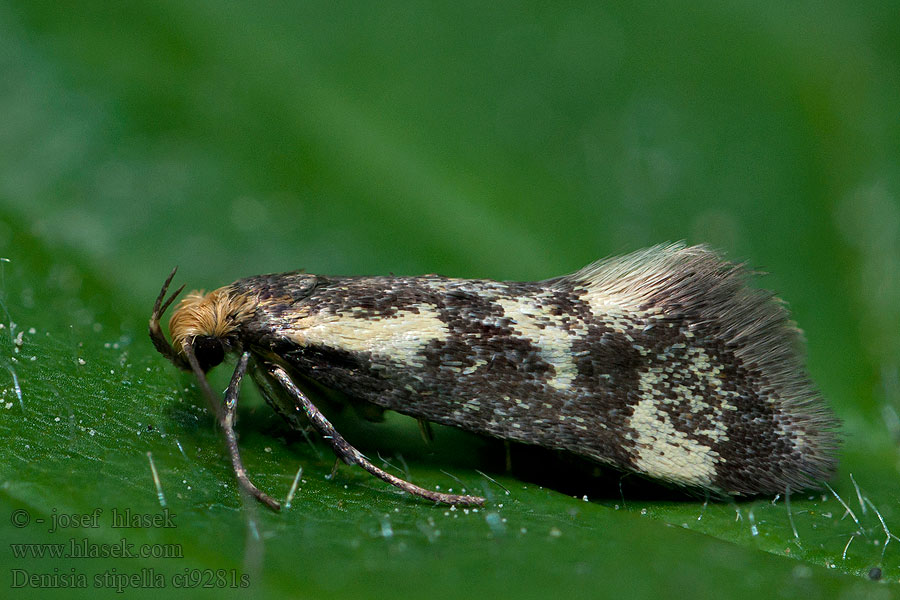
1, 1, 899, 598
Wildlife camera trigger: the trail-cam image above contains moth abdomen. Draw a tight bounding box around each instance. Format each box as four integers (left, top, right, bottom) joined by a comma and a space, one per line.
152, 243, 839, 508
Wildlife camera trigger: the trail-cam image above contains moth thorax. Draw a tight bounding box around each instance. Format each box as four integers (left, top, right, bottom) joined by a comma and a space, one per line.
168, 287, 255, 366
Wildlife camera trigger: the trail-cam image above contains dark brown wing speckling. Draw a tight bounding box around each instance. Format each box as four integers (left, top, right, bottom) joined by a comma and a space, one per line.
218, 244, 838, 495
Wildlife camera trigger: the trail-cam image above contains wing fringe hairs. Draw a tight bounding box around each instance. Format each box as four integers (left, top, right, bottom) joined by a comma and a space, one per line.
550, 243, 839, 493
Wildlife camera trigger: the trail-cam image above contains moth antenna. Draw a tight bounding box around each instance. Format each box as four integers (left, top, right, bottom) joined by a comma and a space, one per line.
149, 267, 189, 370
160, 284, 186, 317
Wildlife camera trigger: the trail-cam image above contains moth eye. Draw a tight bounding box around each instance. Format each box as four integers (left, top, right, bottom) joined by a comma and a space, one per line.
191, 335, 225, 371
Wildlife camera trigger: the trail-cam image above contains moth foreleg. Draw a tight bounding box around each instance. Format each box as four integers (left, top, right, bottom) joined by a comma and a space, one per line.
222, 352, 281, 511
267, 364, 485, 507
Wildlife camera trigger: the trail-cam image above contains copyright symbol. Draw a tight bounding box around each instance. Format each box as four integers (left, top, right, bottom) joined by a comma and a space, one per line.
10, 509, 30, 528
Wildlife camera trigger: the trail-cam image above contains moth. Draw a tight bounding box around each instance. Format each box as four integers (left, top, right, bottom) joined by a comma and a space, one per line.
149, 244, 838, 510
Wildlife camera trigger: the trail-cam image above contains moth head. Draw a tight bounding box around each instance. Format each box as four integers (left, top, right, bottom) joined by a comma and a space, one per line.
168, 287, 255, 372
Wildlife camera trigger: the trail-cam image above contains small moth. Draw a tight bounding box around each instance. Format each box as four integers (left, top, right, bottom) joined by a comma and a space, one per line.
149, 244, 838, 510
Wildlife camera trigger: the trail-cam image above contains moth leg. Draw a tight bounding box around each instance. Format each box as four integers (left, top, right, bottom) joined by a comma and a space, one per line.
268, 364, 485, 507
416, 419, 435, 444
220, 352, 281, 511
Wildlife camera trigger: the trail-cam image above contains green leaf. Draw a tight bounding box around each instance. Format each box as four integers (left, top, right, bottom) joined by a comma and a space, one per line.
2, 1, 899, 598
